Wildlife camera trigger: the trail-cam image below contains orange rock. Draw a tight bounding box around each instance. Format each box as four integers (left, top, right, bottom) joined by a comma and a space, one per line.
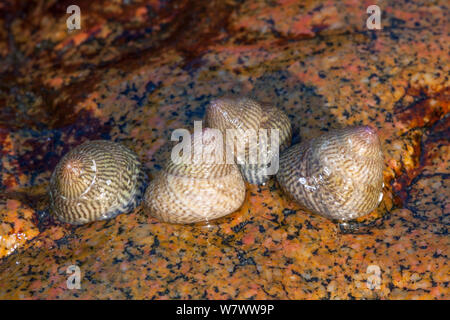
0, 199, 40, 259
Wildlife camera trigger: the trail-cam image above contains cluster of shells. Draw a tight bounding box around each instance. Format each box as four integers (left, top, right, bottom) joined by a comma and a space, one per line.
49, 97, 385, 225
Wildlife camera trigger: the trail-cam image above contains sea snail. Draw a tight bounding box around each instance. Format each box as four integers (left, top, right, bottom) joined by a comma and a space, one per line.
205, 97, 292, 185
49, 140, 148, 225
143, 128, 246, 224
276, 126, 384, 222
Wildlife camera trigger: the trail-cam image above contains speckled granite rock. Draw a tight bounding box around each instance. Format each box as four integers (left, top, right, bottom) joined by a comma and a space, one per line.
0, 198, 39, 258
0, 0, 448, 299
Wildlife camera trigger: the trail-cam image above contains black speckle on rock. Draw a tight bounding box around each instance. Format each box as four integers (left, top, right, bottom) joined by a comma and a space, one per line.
259, 225, 266, 233
145, 81, 160, 93
232, 221, 252, 233
282, 208, 296, 218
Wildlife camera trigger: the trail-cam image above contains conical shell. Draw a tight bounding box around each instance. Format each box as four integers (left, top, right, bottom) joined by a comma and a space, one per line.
205, 97, 292, 184
143, 128, 246, 224
49, 140, 147, 225
276, 126, 384, 221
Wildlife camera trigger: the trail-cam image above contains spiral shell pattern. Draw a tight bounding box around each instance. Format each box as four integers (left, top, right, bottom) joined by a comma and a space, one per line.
276, 126, 384, 221
205, 97, 292, 184
144, 128, 246, 224
49, 140, 147, 225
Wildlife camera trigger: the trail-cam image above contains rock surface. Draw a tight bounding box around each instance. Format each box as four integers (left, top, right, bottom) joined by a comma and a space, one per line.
0, 0, 448, 299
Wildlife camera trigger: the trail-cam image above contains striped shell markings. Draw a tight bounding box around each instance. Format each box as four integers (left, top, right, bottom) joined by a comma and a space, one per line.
276, 126, 384, 222
205, 97, 292, 185
49, 140, 148, 225
143, 128, 246, 224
